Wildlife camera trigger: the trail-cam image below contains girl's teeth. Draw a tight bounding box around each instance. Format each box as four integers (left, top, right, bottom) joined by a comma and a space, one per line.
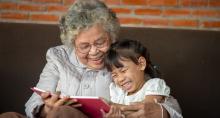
123, 82, 131, 90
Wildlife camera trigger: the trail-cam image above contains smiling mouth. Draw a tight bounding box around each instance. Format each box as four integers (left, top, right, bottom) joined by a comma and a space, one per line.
88, 55, 104, 64
89, 54, 104, 61
121, 81, 132, 91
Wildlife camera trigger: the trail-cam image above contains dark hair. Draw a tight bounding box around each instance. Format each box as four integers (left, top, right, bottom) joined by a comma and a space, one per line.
105, 39, 161, 78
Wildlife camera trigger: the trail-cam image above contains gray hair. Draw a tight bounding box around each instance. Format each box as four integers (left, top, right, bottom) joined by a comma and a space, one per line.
59, 0, 120, 48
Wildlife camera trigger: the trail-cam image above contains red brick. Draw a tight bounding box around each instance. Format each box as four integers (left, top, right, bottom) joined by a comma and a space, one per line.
171, 19, 198, 27
163, 9, 190, 16
112, 8, 132, 14
63, 0, 75, 5
181, 0, 208, 7
209, 0, 220, 7
18, 4, 44, 11
148, 0, 177, 6
1, 12, 28, 20
104, 0, 121, 5
181, 0, 191, 6
203, 21, 220, 28
0, 2, 17, 10
119, 17, 142, 24
192, 10, 219, 17
32, 0, 62, 3
143, 19, 169, 26
122, 0, 146, 5
135, 8, 162, 15
31, 14, 59, 21
47, 5, 67, 12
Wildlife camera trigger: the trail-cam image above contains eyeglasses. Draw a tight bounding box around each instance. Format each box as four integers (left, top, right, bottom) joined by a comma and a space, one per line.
75, 37, 109, 54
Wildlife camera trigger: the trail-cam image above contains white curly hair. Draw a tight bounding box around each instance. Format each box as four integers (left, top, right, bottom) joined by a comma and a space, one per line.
59, 0, 120, 48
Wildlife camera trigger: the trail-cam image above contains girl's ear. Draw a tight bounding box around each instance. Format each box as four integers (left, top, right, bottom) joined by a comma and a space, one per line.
138, 56, 147, 71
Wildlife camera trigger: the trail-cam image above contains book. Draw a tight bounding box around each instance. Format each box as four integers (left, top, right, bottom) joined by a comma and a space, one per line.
31, 87, 110, 118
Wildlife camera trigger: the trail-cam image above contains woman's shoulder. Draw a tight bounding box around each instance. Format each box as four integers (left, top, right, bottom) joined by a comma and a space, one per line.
46, 45, 72, 60
47, 45, 71, 55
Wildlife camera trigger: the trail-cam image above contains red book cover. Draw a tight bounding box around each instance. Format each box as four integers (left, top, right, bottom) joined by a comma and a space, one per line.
31, 87, 110, 118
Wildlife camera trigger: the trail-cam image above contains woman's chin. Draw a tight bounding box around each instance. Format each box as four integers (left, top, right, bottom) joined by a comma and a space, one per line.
88, 61, 104, 70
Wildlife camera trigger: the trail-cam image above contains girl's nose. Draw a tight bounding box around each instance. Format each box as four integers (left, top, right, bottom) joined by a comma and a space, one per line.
117, 74, 125, 83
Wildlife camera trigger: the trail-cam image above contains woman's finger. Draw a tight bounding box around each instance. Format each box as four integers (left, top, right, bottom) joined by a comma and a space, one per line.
49, 92, 60, 104
62, 98, 82, 108
71, 103, 82, 108
126, 109, 144, 118
100, 109, 107, 118
130, 101, 142, 105
54, 96, 69, 107
122, 110, 133, 115
117, 108, 121, 115
111, 105, 116, 114
121, 103, 142, 112
65, 98, 80, 106
41, 92, 50, 100
41, 92, 52, 108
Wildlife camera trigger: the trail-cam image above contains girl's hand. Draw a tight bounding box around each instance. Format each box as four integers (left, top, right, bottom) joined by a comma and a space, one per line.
101, 105, 125, 118
40, 92, 81, 117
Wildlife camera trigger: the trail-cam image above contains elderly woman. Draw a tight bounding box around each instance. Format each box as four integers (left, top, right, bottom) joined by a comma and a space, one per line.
25, 0, 119, 117
0, 0, 182, 118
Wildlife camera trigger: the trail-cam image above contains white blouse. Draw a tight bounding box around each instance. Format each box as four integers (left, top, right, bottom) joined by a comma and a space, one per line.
110, 78, 170, 105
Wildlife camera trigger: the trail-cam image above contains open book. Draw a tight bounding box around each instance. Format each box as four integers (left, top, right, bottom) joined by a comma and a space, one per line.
31, 87, 110, 118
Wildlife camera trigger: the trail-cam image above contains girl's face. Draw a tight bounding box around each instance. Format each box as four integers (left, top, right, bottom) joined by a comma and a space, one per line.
74, 24, 111, 70
111, 57, 146, 95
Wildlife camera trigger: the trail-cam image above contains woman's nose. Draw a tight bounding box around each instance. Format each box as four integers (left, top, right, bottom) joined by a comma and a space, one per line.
88, 45, 98, 55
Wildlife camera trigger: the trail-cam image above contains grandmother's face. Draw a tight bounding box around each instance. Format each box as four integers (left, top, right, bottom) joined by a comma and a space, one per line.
74, 24, 111, 70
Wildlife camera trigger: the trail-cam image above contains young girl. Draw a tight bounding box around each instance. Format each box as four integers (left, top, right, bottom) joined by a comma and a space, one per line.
103, 39, 170, 117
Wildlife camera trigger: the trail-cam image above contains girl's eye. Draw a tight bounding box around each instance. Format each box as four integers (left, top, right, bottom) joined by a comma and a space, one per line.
112, 74, 117, 78
120, 67, 128, 73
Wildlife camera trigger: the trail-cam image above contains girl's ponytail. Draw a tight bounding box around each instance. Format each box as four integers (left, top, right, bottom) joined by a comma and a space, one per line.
146, 63, 161, 78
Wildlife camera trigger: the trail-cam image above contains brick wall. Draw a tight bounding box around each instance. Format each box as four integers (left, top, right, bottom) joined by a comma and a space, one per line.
0, 0, 220, 30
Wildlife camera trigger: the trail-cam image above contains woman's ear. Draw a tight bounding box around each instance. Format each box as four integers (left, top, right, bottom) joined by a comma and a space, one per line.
138, 56, 147, 71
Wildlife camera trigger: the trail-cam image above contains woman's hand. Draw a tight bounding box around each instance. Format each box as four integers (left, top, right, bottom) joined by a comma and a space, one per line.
121, 102, 169, 118
101, 105, 125, 118
39, 92, 81, 117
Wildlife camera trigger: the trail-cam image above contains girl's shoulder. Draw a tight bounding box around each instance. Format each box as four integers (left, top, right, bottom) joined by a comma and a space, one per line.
144, 78, 170, 96
145, 78, 166, 85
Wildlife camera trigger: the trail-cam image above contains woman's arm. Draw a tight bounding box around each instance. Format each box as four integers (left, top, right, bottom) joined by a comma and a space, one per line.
161, 96, 183, 118
144, 95, 165, 103
121, 95, 182, 118
25, 48, 60, 118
